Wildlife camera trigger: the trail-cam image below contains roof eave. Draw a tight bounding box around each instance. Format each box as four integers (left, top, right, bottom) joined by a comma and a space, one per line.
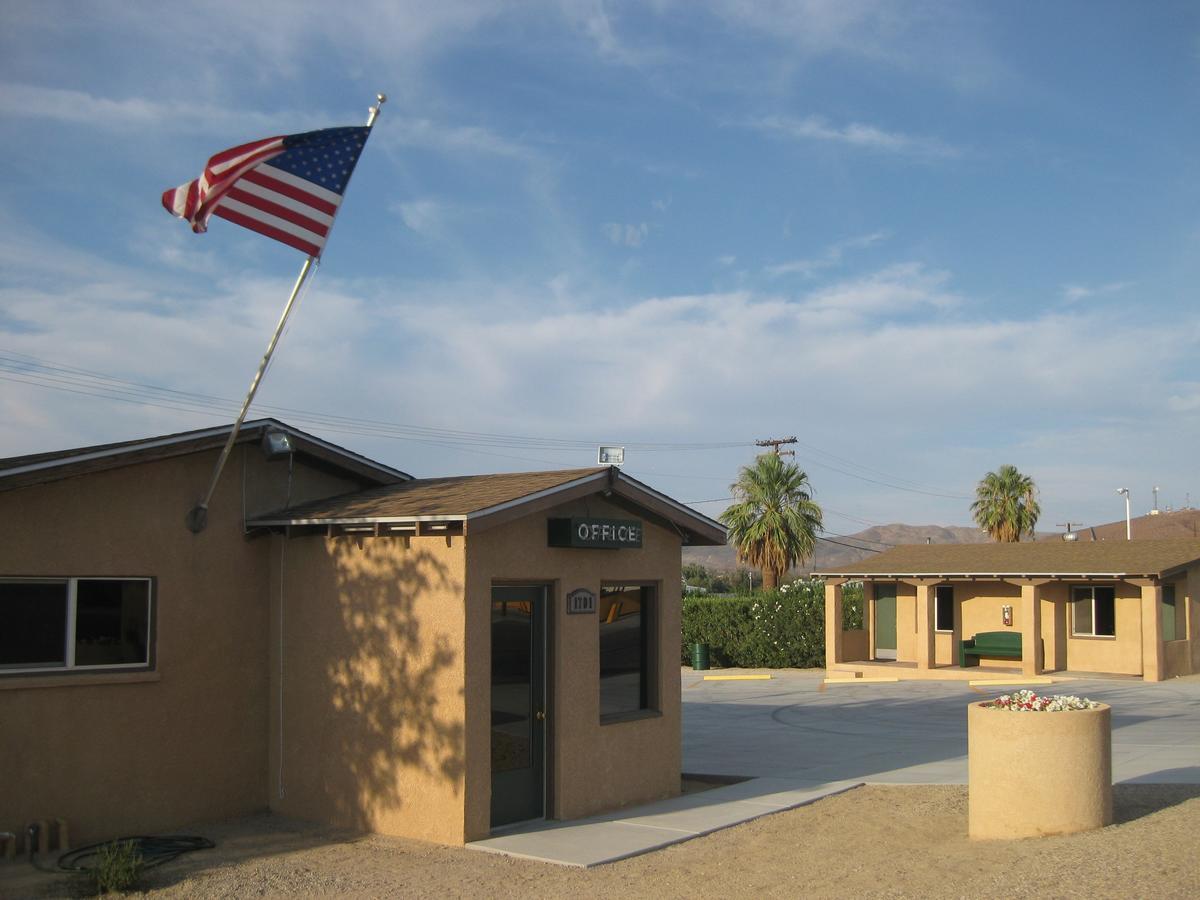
813, 571, 1154, 580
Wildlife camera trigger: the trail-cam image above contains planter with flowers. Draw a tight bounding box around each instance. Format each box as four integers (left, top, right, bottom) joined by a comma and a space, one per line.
968, 689, 1111, 839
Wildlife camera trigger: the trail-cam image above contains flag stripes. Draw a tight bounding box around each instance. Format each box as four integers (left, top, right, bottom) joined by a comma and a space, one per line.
162, 126, 369, 258
212, 204, 324, 257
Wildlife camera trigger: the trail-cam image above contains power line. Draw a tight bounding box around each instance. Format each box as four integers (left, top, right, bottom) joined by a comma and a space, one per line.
817, 534, 883, 553
0, 350, 749, 453
2, 349, 975, 502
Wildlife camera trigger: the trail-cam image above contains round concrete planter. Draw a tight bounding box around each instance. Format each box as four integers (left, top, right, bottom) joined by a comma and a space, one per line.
967, 701, 1112, 839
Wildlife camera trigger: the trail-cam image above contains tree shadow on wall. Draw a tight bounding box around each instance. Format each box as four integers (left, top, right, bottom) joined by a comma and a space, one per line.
288, 536, 465, 834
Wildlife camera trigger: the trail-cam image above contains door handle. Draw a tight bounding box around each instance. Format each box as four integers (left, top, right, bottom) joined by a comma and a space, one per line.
535, 710, 546, 721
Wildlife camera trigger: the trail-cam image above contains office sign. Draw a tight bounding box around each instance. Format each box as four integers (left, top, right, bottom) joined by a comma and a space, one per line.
547, 517, 643, 549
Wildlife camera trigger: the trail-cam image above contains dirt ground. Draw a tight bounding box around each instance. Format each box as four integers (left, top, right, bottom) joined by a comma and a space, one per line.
5, 784, 1198, 899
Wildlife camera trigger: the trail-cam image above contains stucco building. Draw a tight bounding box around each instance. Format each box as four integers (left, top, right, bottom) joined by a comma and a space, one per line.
818, 541, 1200, 682
0, 419, 723, 845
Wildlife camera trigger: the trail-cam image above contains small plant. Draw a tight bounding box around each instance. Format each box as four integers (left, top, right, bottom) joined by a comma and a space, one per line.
983, 689, 1101, 712
93, 839, 144, 894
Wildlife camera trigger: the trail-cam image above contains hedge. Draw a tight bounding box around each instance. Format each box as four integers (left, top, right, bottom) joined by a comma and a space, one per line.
681, 580, 862, 669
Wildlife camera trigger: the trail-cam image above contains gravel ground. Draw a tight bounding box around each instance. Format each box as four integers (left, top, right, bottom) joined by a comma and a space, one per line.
5, 784, 1198, 899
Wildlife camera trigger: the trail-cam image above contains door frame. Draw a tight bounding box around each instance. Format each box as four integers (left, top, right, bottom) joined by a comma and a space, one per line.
489, 581, 552, 830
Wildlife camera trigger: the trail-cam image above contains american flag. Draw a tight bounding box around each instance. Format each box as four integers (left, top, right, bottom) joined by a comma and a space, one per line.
162, 127, 371, 257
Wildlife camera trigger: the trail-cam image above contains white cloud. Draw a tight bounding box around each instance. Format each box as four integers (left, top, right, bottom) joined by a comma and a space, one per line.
603, 222, 650, 248
765, 230, 889, 278
0, 83, 309, 134
751, 114, 960, 159
393, 199, 451, 237
1166, 386, 1200, 414
704, 0, 1010, 94
1060, 281, 1130, 304
3, 231, 1196, 528
801, 261, 957, 315
382, 117, 536, 161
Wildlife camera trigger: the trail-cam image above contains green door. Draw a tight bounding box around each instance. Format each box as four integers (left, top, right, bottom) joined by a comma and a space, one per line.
875, 584, 897, 660
490, 585, 546, 828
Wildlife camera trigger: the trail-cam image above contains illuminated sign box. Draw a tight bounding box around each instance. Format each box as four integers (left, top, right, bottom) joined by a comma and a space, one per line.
547, 517, 643, 549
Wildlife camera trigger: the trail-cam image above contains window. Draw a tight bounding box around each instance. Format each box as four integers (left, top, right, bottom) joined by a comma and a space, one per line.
599, 584, 655, 719
1071, 585, 1115, 637
1162, 584, 1178, 642
0, 578, 153, 673
935, 585, 954, 632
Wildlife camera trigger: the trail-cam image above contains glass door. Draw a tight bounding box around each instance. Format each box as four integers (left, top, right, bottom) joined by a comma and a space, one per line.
490, 585, 546, 828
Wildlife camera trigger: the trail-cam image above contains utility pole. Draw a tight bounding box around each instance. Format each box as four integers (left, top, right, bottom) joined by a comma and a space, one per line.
756, 436, 797, 458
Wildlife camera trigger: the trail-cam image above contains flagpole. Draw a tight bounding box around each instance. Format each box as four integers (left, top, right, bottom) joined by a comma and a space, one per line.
186, 93, 387, 533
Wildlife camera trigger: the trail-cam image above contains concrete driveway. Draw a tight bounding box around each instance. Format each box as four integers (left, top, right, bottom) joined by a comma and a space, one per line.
683, 671, 1200, 785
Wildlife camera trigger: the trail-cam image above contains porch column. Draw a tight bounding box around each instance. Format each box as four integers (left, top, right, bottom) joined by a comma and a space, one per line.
913, 581, 936, 670
1139, 582, 1165, 682
1190, 567, 1200, 674
824, 580, 846, 668
1018, 581, 1046, 677
1044, 592, 1067, 672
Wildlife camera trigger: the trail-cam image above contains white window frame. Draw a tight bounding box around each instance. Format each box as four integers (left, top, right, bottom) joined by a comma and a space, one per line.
934, 584, 954, 633
1071, 585, 1115, 638
1, 576, 154, 675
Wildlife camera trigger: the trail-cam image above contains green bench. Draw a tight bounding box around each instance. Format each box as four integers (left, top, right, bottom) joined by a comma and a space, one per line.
959, 631, 1022, 667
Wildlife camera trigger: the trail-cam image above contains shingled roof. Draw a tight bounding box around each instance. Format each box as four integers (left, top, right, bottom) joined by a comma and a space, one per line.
814, 539, 1200, 579
257, 468, 606, 520
249, 465, 726, 545
0, 418, 410, 492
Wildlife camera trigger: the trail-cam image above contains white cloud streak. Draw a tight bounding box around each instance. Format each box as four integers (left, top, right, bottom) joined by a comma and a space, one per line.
1060, 281, 1131, 304
765, 230, 890, 278
603, 222, 650, 248
751, 114, 960, 159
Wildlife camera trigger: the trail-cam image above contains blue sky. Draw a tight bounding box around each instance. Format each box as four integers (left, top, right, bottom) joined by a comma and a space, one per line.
2, 1, 1198, 535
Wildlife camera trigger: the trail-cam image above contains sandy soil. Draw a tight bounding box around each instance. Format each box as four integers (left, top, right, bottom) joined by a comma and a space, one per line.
5, 784, 1198, 899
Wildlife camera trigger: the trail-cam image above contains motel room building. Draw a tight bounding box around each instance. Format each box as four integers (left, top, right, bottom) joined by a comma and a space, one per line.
818, 541, 1200, 682
0, 419, 724, 845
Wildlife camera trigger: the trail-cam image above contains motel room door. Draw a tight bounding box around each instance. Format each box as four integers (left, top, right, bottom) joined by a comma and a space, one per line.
490, 585, 547, 828
875, 584, 898, 660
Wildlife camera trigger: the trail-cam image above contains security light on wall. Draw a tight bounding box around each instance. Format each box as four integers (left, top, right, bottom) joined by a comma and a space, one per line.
262, 429, 296, 460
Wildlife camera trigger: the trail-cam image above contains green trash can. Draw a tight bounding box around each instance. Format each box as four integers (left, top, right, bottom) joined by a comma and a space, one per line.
691, 642, 710, 671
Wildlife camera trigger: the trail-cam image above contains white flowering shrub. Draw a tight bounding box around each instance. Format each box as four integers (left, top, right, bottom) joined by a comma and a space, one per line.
681, 581, 826, 668
746, 580, 825, 668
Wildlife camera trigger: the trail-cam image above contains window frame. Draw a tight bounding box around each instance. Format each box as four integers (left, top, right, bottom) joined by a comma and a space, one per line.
597, 581, 659, 724
1, 576, 156, 676
1070, 584, 1116, 638
934, 584, 954, 633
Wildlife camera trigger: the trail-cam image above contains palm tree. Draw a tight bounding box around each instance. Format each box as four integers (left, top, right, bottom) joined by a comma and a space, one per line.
971, 464, 1041, 542
720, 453, 823, 590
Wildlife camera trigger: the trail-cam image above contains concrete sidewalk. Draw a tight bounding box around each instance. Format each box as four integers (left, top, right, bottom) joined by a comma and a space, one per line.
468, 777, 861, 867
468, 670, 1200, 866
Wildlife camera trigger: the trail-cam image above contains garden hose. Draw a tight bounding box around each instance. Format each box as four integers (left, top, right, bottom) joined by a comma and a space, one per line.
54, 835, 215, 873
